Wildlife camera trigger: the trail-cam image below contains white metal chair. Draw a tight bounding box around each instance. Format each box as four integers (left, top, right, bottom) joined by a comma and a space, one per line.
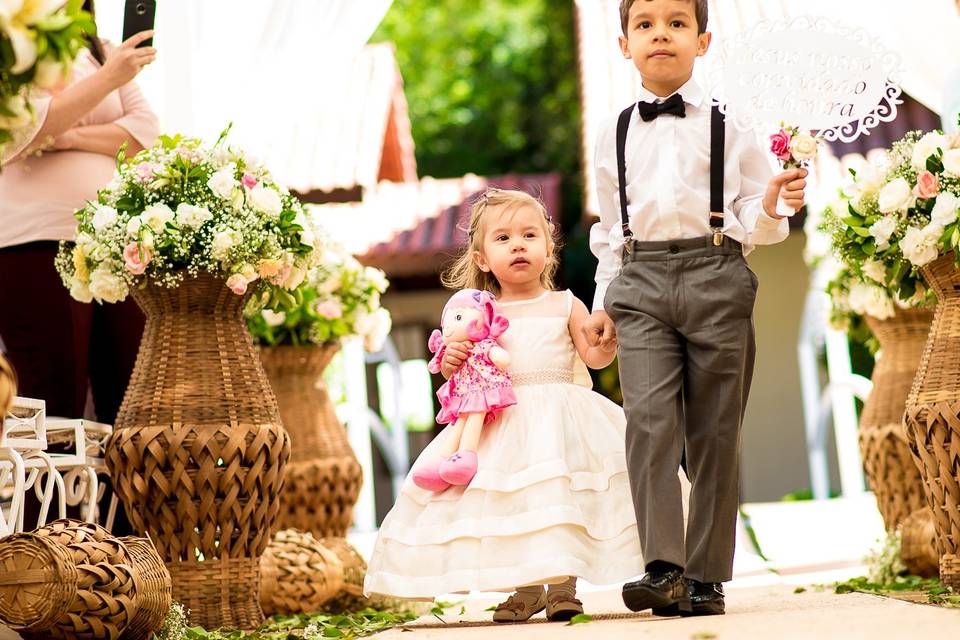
42, 418, 114, 528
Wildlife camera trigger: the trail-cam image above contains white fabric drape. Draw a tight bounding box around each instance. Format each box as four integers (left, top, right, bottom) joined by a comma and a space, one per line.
94, 0, 393, 183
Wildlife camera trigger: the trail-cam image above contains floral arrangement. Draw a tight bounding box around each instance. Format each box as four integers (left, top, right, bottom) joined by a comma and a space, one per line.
247, 242, 392, 353
824, 129, 960, 303
55, 129, 324, 305
1, 0, 94, 159
770, 124, 821, 169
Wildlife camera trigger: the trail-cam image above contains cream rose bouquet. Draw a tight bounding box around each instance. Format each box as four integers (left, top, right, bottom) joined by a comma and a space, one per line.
55, 129, 324, 306
247, 242, 392, 353
825, 129, 960, 303
770, 124, 821, 170
1, 0, 93, 159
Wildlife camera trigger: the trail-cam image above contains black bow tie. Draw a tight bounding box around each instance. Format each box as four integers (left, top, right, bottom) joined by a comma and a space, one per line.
636, 93, 686, 122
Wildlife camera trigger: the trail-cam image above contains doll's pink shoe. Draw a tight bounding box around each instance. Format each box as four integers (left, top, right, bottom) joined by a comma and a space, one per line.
412, 459, 451, 492
439, 450, 479, 485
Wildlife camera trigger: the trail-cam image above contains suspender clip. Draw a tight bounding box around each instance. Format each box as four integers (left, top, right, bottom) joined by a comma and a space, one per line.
713, 230, 723, 247
710, 212, 724, 246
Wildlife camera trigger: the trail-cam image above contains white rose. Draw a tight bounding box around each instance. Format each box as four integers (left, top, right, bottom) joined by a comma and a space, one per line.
281, 265, 307, 290
901, 224, 942, 267
942, 149, 960, 178
353, 309, 375, 337
261, 309, 286, 327
877, 178, 914, 214
930, 193, 960, 228
848, 282, 895, 321
365, 267, 389, 292
126, 216, 143, 236
142, 203, 175, 233
862, 259, 887, 284
318, 273, 342, 295
175, 203, 214, 228
911, 132, 947, 170
789, 132, 819, 161
854, 163, 885, 198
249, 185, 283, 217
76, 232, 97, 253
207, 167, 238, 200
869, 215, 898, 251
33, 58, 65, 90
69, 277, 94, 303
363, 307, 393, 352
89, 268, 129, 303
211, 229, 241, 261
293, 210, 316, 247
91, 205, 119, 232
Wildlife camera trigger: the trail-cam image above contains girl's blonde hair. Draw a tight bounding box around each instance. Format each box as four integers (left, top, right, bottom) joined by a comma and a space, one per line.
442, 188, 559, 295
0, 354, 16, 416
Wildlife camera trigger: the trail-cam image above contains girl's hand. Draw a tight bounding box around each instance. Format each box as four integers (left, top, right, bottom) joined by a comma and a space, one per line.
440, 340, 473, 379
99, 32, 156, 88
489, 346, 511, 370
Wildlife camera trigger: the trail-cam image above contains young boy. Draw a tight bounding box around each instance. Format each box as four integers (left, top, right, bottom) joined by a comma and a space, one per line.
584, 0, 807, 617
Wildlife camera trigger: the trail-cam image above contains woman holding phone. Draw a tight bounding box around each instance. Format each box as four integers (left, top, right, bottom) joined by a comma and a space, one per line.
0, 0, 158, 427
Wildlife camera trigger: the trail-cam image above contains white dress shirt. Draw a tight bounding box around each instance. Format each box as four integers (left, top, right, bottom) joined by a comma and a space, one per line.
589, 78, 791, 311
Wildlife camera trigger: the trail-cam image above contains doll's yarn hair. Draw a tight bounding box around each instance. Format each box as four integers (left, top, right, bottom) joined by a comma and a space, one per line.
441, 187, 558, 296
0, 354, 16, 416
440, 289, 509, 343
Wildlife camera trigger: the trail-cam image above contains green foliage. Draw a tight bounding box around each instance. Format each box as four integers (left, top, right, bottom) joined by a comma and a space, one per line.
567, 613, 593, 625
370, 0, 583, 225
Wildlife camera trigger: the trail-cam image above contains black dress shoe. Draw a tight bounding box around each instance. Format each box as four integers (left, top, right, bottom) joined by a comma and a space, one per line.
685, 580, 725, 616
622, 569, 692, 616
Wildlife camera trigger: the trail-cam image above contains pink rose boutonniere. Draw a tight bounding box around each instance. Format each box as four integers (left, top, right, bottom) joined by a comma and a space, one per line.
770, 124, 821, 170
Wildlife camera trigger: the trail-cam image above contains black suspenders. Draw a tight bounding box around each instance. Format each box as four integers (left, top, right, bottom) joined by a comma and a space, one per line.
615, 102, 726, 250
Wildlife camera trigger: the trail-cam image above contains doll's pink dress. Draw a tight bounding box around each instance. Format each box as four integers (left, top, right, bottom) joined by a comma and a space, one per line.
364, 291, 689, 599
434, 337, 517, 425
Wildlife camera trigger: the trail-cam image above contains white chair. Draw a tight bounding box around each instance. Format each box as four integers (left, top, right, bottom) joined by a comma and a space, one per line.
42, 418, 113, 528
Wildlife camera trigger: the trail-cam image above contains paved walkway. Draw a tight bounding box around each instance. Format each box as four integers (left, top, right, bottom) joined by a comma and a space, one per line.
381, 583, 959, 640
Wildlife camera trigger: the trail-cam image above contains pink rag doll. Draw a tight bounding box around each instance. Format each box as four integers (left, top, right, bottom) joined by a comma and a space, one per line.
414, 289, 517, 491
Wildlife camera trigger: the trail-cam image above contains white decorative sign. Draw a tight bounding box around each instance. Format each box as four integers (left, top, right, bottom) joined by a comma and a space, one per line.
707, 15, 902, 144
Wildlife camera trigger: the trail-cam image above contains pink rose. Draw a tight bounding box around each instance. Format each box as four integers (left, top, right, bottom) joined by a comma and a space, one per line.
226, 273, 248, 295
135, 163, 157, 182
913, 170, 940, 199
315, 300, 343, 319
242, 173, 258, 189
770, 129, 792, 161
123, 242, 151, 275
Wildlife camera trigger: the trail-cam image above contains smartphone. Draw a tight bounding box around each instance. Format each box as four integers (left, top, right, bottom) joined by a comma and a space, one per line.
122, 0, 156, 48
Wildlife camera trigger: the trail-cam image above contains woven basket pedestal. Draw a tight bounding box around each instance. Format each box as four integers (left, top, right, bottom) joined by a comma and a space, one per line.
119, 537, 171, 640
0, 532, 78, 634
260, 345, 362, 537
901, 508, 940, 578
903, 252, 960, 589
260, 528, 344, 616
106, 273, 290, 630
860, 309, 933, 531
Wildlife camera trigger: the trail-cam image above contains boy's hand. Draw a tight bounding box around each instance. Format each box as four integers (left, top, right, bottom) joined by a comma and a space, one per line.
583, 310, 617, 350
763, 168, 808, 219
440, 340, 472, 379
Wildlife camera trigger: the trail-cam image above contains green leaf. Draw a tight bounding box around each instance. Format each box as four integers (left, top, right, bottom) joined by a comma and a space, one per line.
794, 586, 807, 594
852, 226, 872, 237
567, 613, 593, 625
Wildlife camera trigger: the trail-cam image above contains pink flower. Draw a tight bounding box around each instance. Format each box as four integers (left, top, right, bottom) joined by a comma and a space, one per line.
242, 173, 258, 190
913, 170, 940, 199
226, 273, 248, 295
315, 300, 343, 319
123, 242, 151, 275
770, 129, 792, 161
135, 162, 159, 182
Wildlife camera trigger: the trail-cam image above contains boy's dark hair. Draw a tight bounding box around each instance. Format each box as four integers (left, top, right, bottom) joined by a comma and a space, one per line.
619, 0, 709, 36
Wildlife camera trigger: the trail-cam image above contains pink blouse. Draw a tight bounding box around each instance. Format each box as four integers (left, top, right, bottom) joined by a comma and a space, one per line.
0, 49, 160, 249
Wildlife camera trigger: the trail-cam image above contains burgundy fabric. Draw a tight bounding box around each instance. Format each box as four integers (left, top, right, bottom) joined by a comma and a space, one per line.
0, 241, 144, 423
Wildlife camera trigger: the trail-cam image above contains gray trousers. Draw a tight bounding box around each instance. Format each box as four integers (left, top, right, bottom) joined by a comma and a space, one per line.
603, 235, 757, 583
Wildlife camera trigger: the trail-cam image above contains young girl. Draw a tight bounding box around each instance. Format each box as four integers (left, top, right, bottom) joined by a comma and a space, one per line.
364, 188, 683, 622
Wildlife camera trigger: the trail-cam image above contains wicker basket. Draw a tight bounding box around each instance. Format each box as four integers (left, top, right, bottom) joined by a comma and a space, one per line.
317, 537, 370, 613
260, 528, 344, 616
901, 508, 940, 578
0, 532, 79, 634
105, 273, 291, 630
903, 252, 960, 589
31, 519, 140, 640
860, 308, 933, 530
259, 345, 363, 537
119, 537, 171, 640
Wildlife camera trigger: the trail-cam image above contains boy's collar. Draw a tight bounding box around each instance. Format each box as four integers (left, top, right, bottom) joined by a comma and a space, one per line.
637, 77, 704, 109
